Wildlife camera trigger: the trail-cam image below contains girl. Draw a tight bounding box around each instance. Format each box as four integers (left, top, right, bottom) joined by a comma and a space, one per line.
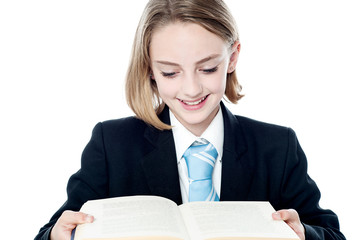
35, 0, 345, 240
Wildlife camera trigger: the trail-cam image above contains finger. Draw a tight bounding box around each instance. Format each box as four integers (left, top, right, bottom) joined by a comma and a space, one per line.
272, 209, 305, 240
272, 209, 298, 222
60, 210, 94, 226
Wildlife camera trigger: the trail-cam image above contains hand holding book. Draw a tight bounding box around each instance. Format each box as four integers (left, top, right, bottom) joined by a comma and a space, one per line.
272, 210, 305, 240
50, 210, 94, 240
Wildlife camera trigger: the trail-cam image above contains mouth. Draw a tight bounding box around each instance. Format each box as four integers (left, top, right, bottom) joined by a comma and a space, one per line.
178, 95, 209, 106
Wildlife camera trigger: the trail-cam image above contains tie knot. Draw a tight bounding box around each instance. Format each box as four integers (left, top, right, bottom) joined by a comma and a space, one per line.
191, 138, 209, 146
183, 141, 218, 179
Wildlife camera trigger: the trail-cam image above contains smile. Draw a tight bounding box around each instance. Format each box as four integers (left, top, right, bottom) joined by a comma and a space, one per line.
179, 95, 209, 106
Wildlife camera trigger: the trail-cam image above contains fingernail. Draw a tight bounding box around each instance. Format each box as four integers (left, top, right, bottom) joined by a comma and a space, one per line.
85, 214, 94, 222
272, 212, 281, 220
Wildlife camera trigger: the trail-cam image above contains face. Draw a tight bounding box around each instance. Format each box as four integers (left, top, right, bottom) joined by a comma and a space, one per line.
149, 22, 239, 136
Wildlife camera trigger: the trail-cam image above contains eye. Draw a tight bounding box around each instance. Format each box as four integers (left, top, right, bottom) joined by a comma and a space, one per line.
161, 71, 176, 78
202, 66, 218, 74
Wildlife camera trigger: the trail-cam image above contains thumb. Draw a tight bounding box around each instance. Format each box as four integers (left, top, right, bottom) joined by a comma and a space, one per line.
272, 209, 298, 222
272, 209, 288, 221
70, 211, 94, 224
60, 210, 94, 227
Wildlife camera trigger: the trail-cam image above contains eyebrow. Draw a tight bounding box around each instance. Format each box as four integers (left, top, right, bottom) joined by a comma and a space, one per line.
155, 54, 221, 66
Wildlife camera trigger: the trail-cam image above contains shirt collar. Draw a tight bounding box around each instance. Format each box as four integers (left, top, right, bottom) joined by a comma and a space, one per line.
170, 107, 224, 163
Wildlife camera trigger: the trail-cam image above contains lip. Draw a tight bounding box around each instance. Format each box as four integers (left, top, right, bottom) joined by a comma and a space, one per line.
178, 94, 209, 110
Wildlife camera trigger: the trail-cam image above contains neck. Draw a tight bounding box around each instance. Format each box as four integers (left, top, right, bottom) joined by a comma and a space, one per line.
182, 106, 220, 137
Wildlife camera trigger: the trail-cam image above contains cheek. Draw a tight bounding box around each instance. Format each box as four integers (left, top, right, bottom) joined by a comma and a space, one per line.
155, 79, 178, 99
204, 72, 227, 93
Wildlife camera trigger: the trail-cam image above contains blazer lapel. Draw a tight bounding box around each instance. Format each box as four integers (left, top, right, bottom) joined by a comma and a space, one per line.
220, 103, 256, 201
140, 103, 255, 204
141, 107, 183, 205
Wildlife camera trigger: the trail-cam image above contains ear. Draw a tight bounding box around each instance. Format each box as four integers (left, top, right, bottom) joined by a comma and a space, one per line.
227, 41, 241, 73
149, 69, 155, 80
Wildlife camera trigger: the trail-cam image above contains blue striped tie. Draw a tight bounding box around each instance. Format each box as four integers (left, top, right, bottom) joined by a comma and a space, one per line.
183, 140, 219, 202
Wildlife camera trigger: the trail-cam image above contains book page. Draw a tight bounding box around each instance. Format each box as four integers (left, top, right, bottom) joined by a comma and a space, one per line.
179, 201, 299, 240
74, 196, 190, 240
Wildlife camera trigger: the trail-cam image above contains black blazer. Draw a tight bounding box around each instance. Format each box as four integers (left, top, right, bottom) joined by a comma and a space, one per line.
35, 103, 345, 240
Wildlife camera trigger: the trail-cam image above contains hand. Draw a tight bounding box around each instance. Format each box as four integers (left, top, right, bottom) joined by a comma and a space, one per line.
50, 210, 94, 240
272, 209, 305, 240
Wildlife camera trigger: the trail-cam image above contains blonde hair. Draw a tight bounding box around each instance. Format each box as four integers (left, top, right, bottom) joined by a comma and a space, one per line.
126, 0, 243, 130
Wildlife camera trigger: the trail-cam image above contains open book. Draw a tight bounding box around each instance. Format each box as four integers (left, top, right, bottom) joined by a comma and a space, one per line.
73, 196, 300, 240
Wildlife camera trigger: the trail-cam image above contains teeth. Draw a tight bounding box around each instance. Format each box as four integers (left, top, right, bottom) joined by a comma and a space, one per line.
182, 96, 206, 105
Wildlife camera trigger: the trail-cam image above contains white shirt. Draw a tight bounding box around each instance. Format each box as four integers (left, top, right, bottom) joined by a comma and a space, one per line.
170, 108, 224, 203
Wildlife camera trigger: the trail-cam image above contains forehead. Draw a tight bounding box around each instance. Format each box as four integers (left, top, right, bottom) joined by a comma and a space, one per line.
149, 22, 228, 63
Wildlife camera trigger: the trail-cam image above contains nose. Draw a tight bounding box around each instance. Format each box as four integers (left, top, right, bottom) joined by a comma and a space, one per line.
182, 73, 202, 98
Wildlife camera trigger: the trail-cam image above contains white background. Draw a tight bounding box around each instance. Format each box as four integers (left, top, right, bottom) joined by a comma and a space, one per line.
0, 0, 360, 239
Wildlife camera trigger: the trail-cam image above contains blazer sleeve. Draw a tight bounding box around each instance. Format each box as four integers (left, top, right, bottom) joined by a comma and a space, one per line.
280, 128, 345, 240
34, 122, 109, 240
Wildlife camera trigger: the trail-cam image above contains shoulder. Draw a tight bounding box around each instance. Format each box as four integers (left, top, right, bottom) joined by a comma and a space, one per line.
101, 116, 147, 131
221, 103, 298, 148
222, 103, 294, 139
90, 116, 149, 142
235, 115, 290, 132
233, 114, 297, 144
